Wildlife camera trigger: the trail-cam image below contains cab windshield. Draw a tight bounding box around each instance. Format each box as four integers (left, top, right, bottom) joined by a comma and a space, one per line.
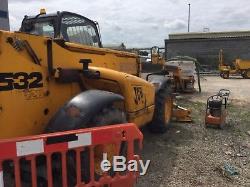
60, 14, 100, 47
21, 19, 55, 38
28, 21, 55, 38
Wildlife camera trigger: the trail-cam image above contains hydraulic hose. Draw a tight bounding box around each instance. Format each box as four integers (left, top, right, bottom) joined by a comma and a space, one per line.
195, 60, 201, 93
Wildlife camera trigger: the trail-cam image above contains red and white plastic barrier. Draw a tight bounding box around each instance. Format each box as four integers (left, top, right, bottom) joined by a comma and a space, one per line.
0, 123, 143, 187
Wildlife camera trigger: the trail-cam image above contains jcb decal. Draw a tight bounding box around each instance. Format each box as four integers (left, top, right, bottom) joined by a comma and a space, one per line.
134, 86, 144, 105
0, 72, 43, 91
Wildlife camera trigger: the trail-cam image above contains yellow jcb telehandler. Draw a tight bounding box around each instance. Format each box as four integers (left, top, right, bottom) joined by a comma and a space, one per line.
0, 9, 190, 186
0, 10, 190, 138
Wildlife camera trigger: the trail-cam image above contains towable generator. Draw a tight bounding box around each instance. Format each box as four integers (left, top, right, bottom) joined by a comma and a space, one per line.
0, 9, 191, 186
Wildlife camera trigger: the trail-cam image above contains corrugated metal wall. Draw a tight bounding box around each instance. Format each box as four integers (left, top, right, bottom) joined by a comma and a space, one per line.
165, 37, 250, 70
169, 31, 250, 40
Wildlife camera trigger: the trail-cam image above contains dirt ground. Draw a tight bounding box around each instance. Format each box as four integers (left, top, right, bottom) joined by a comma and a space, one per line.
136, 76, 250, 187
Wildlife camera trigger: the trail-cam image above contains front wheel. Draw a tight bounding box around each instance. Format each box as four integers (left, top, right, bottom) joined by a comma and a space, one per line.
149, 82, 173, 133
47, 107, 127, 186
86, 107, 127, 181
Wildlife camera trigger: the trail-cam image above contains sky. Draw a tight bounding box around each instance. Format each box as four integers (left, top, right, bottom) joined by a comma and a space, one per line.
8, 0, 250, 47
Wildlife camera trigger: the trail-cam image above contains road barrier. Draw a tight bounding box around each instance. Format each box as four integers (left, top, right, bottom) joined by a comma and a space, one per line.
0, 123, 143, 187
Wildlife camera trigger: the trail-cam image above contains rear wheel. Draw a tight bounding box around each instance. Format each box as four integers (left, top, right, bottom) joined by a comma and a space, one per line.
243, 69, 250, 79
149, 82, 173, 133
222, 72, 229, 79
241, 70, 246, 78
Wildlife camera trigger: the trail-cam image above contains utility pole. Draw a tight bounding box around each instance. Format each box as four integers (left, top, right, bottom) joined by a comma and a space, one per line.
188, 3, 191, 32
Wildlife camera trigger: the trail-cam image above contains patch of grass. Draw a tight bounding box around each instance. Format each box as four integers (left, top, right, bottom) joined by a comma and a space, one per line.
179, 99, 250, 138
227, 105, 250, 138
175, 100, 206, 123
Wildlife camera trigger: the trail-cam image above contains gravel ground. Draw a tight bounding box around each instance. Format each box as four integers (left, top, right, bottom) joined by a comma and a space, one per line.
136, 76, 250, 187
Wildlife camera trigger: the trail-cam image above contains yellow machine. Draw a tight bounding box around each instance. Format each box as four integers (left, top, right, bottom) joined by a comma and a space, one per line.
149, 47, 201, 93
151, 46, 165, 65
138, 46, 165, 73
0, 10, 194, 187
164, 56, 201, 93
219, 49, 250, 79
0, 10, 184, 139
140, 46, 201, 93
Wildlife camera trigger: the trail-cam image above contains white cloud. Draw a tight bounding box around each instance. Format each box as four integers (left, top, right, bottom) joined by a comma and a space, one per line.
7, 0, 250, 47
164, 19, 186, 31
8, 15, 18, 30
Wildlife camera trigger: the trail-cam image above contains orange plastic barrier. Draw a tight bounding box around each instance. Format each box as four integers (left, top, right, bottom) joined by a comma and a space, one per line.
0, 123, 143, 187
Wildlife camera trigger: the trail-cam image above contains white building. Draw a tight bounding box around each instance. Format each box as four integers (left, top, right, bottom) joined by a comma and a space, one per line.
0, 0, 9, 30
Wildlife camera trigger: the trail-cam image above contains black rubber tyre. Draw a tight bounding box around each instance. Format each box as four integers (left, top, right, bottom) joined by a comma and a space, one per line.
149, 82, 173, 133
86, 107, 127, 181
220, 73, 224, 78
64, 107, 127, 186
243, 69, 250, 79
37, 107, 126, 187
222, 72, 229, 79
90, 107, 127, 126
241, 71, 246, 78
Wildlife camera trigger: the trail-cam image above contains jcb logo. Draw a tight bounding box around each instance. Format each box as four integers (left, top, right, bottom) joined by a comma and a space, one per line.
134, 86, 144, 105
0, 72, 43, 91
